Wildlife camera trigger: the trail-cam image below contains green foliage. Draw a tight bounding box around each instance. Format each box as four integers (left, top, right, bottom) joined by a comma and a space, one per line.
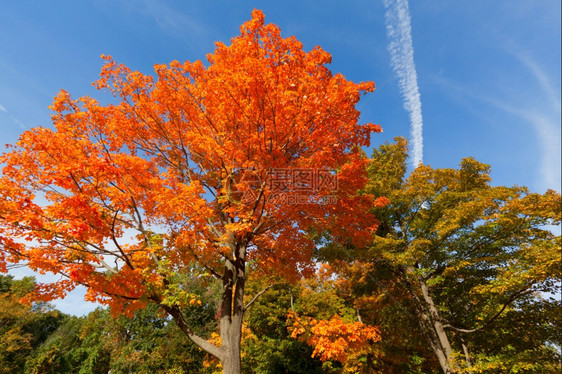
242, 281, 326, 374
3, 137, 560, 373
0, 275, 66, 374
24, 305, 216, 374
22, 274, 220, 374
322, 138, 561, 372
24, 315, 106, 374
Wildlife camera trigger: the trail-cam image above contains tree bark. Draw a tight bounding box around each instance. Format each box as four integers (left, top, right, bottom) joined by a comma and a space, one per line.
419, 279, 455, 371
162, 239, 247, 374
219, 241, 247, 374
405, 273, 455, 373
412, 297, 452, 373
461, 337, 472, 373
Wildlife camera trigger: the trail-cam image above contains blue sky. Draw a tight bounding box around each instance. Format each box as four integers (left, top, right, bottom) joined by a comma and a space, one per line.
1, 1, 560, 315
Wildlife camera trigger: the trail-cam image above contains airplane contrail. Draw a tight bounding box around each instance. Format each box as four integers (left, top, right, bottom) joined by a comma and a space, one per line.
383, 0, 424, 167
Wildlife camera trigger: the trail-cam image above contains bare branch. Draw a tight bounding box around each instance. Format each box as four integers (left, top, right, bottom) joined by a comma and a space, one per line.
160, 303, 224, 360
243, 284, 273, 311
110, 209, 135, 269
443, 289, 532, 334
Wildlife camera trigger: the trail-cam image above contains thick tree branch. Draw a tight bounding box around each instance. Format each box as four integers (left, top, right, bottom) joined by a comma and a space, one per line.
160, 303, 224, 360
443, 289, 532, 333
243, 284, 273, 311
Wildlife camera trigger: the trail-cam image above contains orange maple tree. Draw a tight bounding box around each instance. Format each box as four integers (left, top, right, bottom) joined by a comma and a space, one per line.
0, 10, 381, 373
289, 311, 381, 365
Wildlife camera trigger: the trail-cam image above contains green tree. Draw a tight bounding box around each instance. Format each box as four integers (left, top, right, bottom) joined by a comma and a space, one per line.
0, 275, 66, 374
323, 138, 561, 373
26, 277, 220, 374
24, 315, 103, 374
241, 281, 326, 374
239, 271, 381, 374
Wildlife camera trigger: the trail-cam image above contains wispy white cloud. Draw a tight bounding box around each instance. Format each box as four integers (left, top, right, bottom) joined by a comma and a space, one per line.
134, 0, 209, 43
524, 114, 560, 191
510, 50, 561, 114
0, 103, 27, 129
12, 117, 26, 130
484, 99, 560, 191
432, 67, 561, 192
383, 0, 424, 167
505, 52, 560, 190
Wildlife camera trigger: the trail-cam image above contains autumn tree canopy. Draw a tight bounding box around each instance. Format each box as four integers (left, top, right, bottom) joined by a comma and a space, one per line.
323, 138, 561, 373
0, 10, 382, 373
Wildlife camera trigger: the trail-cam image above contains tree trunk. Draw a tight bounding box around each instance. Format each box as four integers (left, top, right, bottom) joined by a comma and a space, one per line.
419, 279, 455, 373
406, 273, 455, 373
164, 240, 247, 374
412, 298, 452, 373
461, 337, 472, 373
219, 242, 247, 374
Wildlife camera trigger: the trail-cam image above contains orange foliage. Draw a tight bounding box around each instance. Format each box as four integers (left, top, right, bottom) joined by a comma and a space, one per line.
0, 10, 380, 318
288, 311, 380, 363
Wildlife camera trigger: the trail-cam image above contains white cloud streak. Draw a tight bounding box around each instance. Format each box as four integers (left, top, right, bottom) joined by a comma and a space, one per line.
133, 0, 209, 44
12, 117, 26, 130
383, 0, 424, 167
513, 53, 561, 191
503, 51, 560, 191
482, 97, 560, 191
432, 72, 561, 192
511, 51, 561, 114
0, 104, 26, 129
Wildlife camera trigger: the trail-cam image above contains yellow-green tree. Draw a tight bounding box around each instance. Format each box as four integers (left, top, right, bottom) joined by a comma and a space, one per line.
324, 138, 561, 373
0, 276, 65, 374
